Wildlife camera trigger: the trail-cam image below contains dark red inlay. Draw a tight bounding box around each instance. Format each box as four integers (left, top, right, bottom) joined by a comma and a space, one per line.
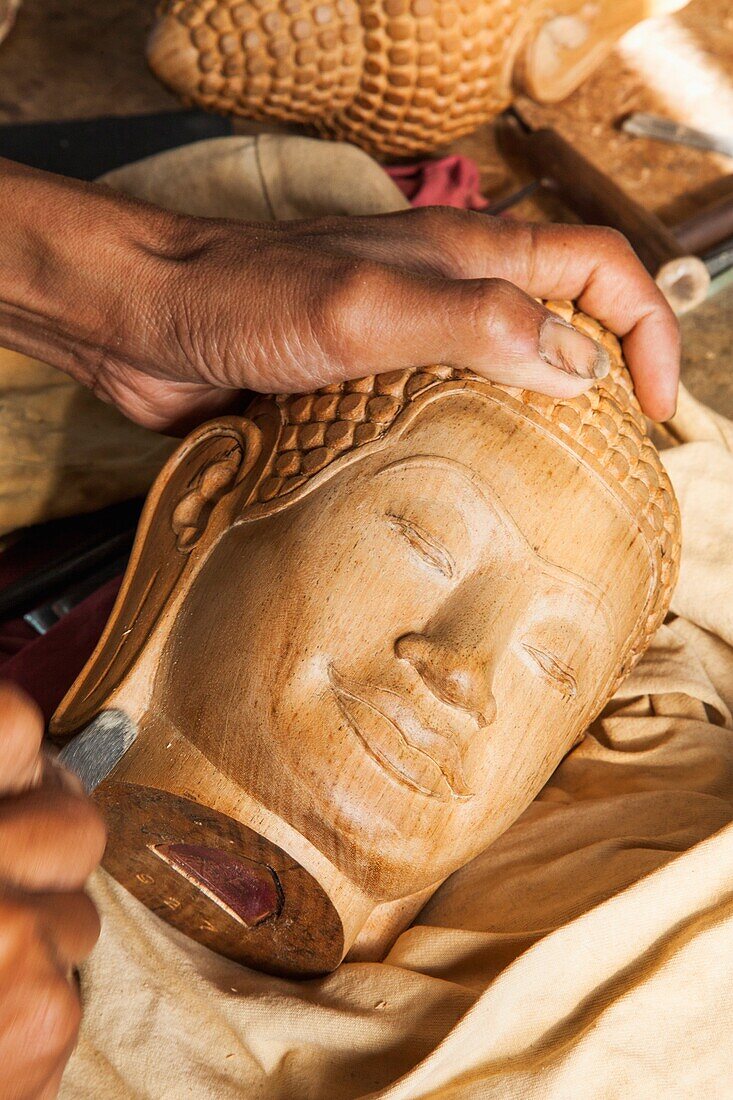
155, 843, 281, 926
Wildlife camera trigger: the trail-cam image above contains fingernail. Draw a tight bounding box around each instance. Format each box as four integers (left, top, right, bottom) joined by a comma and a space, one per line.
539, 318, 611, 380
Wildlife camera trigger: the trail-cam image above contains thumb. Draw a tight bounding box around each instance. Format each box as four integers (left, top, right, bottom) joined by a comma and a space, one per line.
325, 270, 611, 399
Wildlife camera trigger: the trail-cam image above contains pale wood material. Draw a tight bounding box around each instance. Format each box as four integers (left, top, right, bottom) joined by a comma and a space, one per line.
0, 348, 174, 537
516, 0, 689, 105
52, 303, 680, 977
146, 0, 690, 158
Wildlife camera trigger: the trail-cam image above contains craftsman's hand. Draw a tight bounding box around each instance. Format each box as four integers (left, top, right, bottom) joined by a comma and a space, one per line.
0, 683, 106, 1100
0, 160, 680, 431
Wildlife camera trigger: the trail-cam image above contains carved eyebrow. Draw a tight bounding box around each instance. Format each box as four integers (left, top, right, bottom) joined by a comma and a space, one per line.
536, 573, 616, 641
377, 455, 510, 525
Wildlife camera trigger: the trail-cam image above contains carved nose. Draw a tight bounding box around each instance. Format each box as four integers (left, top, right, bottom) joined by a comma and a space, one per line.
395, 632, 497, 728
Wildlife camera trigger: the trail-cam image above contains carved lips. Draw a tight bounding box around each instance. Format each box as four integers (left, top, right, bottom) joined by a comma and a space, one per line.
328, 665, 474, 802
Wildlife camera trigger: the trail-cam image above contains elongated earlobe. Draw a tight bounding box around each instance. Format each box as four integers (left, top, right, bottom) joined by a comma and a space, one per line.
51, 416, 269, 740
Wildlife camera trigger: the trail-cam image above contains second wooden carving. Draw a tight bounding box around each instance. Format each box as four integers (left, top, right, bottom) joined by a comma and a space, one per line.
147, 0, 690, 157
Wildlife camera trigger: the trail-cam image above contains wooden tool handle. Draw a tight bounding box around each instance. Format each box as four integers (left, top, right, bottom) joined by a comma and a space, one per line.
674, 180, 733, 255
496, 113, 709, 313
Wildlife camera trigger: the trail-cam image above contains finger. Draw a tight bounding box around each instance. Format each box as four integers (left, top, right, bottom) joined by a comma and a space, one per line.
32, 891, 102, 968
37, 1067, 68, 1100
508, 221, 681, 422
41, 756, 86, 799
0, 787, 106, 891
620, 304, 681, 420
0, 965, 81, 1100
0, 890, 100, 970
0, 900, 82, 1099
300, 211, 680, 421
309, 265, 610, 398
0, 682, 44, 796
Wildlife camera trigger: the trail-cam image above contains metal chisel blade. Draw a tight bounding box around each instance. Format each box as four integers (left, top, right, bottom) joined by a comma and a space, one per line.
622, 112, 733, 159
56, 710, 138, 793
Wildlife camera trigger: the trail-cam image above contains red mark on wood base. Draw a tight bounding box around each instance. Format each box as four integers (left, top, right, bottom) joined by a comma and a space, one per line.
154, 843, 282, 926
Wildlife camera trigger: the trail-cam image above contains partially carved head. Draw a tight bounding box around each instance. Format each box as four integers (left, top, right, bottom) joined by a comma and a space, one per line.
147, 0, 690, 157
54, 303, 679, 917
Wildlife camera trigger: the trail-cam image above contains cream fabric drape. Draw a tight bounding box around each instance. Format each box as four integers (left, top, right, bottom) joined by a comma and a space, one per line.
57, 137, 732, 1098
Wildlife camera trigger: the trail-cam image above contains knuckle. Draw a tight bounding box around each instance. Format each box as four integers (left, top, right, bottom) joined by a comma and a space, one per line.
408, 205, 451, 233
461, 277, 542, 347
0, 901, 40, 961
408, 205, 478, 246
411, 204, 471, 228
472, 277, 523, 323
315, 259, 387, 353
481, 275, 521, 300
591, 225, 635, 256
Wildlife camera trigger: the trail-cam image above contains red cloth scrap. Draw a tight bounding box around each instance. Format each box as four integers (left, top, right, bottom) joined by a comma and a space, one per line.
386, 155, 489, 211
0, 577, 121, 724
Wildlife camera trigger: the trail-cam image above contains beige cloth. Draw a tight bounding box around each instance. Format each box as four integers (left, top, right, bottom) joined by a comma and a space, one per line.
57, 140, 733, 1097
0, 135, 407, 536
100, 134, 409, 222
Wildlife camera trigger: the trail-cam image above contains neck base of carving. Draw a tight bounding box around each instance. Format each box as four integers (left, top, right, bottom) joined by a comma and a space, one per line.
92, 705, 430, 973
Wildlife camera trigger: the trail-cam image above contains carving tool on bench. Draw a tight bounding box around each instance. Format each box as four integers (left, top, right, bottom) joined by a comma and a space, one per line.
496, 108, 710, 314
0, 110, 233, 180
483, 179, 542, 216
621, 112, 733, 160
620, 117, 733, 287
673, 179, 733, 256
23, 554, 128, 635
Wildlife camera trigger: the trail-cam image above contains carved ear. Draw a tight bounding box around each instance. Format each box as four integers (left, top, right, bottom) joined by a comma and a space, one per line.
51, 415, 271, 741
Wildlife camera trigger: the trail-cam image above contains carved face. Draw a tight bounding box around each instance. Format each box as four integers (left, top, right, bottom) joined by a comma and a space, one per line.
160, 389, 652, 899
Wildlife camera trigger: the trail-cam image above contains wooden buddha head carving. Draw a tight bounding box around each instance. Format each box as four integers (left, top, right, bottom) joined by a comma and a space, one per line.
146, 0, 690, 157
52, 303, 679, 977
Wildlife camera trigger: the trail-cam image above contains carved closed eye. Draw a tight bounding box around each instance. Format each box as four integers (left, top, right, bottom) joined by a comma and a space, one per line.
522, 643, 578, 699
387, 515, 455, 579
